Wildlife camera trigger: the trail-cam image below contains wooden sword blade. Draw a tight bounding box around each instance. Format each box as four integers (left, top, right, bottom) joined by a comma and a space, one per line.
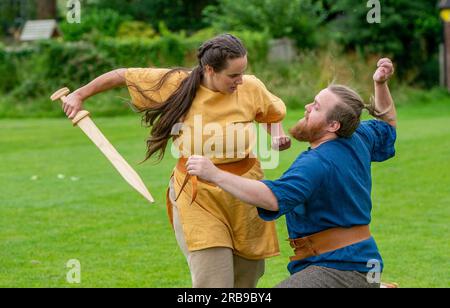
76, 116, 154, 203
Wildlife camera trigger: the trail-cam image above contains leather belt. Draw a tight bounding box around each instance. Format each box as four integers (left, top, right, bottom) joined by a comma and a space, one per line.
289, 225, 371, 261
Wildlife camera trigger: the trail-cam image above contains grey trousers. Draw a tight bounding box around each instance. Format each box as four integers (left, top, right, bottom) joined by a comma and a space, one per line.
169, 179, 265, 288
276, 265, 381, 288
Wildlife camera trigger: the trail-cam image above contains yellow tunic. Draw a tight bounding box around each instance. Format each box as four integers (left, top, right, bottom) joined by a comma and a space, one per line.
126, 68, 286, 260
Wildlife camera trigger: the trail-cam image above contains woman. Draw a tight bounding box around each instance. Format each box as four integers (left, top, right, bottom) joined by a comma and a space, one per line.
62, 34, 291, 288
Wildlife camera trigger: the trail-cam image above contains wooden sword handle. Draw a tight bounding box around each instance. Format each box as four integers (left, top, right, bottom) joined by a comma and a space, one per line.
50, 87, 90, 126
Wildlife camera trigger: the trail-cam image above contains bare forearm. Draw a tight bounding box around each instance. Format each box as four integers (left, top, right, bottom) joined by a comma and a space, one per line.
263, 123, 291, 150
213, 170, 279, 211
263, 123, 284, 136
374, 81, 397, 127
75, 68, 127, 100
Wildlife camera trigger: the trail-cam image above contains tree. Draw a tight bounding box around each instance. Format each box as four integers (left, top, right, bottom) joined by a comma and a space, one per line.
93, 0, 217, 32
203, 0, 325, 48
326, 0, 442, 85
0, 0, 35, 37
37, 0, 57, 19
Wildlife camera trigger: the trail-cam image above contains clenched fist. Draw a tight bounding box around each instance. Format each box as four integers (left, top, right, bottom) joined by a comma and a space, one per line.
373, 58, 394, 84
272, 135, 291, 151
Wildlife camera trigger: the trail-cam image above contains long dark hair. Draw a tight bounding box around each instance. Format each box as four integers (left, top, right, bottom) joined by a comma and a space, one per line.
134, 34, 247, 162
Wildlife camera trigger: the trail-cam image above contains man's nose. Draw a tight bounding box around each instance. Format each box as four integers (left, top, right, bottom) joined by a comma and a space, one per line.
235, 76, 243, 85
305, 103, 312, 112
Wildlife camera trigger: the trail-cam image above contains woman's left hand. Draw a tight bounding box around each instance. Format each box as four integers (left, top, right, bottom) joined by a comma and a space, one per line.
272, 135, 291, 151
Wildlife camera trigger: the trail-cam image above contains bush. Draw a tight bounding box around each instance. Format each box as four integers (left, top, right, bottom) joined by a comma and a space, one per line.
96, 25, 269, 68
185, 28, 270, 65
231, 30, 270, 64
116, 21, 157, 39
42, 41, 115, 90
0, 27, 272, 117
60, 8, 131, 41
1, 27, 270, 98
93, 0, 215, 32
203, 0, 325, 49
1, 37, 443, 119
327, 0, 442, 86
7, 41, 115, 98
249, 45, 397, 110
96, 32, 187, 68
0, 45, 18, 92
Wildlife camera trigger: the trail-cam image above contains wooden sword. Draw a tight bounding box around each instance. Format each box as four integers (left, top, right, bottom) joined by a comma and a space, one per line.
51, 87, 154, 204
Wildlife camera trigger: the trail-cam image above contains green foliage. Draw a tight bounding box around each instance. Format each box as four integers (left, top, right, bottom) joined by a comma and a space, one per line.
327, 0, 442, 86
185, 28, 270, 65
231, 30, 270, 64
186, 28, 270, 64
1, 37, 442, 119
0, 26, 269, 110
203, 0, 325, 48
97, 36, 186, 68
6, 40, 115, 99
116, 21, 157, 39
96, 23, 189, 68
60, 8, 131, 41
39, 41, 115, 89
0, 0, 35, 34
0, 46, 18, 92
93, 0, 216, 32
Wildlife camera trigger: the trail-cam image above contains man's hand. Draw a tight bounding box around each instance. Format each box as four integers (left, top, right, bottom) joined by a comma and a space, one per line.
373, 58, 397, 127
373, 58, 394, 84
272, 135, 291, 151
186, 155, 220, 182
186, 155, 279, 211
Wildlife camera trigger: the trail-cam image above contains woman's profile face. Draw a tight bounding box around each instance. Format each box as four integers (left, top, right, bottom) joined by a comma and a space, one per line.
207, 55, 247, 94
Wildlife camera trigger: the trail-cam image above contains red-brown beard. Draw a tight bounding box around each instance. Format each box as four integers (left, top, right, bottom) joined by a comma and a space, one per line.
289, 118, 327, 142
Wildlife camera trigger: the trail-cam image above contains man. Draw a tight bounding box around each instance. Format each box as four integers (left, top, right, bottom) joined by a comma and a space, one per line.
185, 58, 396, 288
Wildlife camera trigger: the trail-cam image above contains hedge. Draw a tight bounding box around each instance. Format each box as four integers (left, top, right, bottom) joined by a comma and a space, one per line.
0, 29, 270, 99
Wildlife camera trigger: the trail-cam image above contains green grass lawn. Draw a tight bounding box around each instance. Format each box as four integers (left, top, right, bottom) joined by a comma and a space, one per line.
0, 102, 449, 288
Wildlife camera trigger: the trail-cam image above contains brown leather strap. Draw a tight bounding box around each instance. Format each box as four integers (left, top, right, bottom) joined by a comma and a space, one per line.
175, 157, 257, 205
166, 185, 174, 227
288, 225, 371, 261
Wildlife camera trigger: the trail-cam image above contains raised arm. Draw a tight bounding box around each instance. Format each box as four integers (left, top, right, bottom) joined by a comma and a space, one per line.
373, 58, 397, 127
63, 68, 127, 119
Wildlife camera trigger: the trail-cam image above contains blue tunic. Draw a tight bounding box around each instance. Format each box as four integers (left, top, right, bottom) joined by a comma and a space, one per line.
258, 120, 397, 274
